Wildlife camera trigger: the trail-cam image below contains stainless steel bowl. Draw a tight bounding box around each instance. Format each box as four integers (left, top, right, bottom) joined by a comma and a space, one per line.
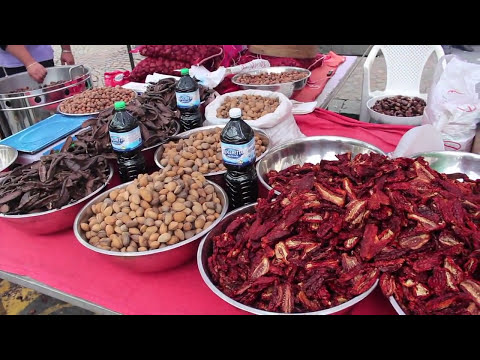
231, 66, 311, 99
0, 144, 18, 172
389, 296, 406, 315
257, 136, 387, 193
154, 125, 271, 186
197, 203, 378, 315
73, 179, 229, 273
410, 151, 480, 180
0, 164, 113, 235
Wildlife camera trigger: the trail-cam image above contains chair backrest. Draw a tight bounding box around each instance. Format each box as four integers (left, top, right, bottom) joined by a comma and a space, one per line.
375, 45, 445, 94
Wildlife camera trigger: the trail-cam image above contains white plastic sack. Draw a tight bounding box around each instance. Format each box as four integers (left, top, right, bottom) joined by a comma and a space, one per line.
391, 124, 445, 158
422, 55, 480, 151
204, 90, 305, 147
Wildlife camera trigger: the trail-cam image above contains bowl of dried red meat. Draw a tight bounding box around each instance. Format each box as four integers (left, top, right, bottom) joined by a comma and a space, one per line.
0, 152, 113, 235
197, 201, 379, 315
257, 136, 386, 194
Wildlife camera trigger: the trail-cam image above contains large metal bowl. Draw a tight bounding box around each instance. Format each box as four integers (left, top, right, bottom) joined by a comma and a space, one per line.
197, 203, 378, 315
410, 151, 480, 180
154, 125, 271, 186
257, 136, 387, 193
73, 179, 229, 273
0, 144, 18, 172
0, 164, 113, 235
231, 66, 311, 99
389, 296, 407, 315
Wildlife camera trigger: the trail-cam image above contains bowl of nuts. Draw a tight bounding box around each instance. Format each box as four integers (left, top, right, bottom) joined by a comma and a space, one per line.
154, 125, 270, 186
215, 93, 281, 121
367, 95, 427, 126
57, 86, 136, 116
232, 66, 311, 99
73, 169, 228, 273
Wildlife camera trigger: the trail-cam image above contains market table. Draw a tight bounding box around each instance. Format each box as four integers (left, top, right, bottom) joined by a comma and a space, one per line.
0, 109, 414, 315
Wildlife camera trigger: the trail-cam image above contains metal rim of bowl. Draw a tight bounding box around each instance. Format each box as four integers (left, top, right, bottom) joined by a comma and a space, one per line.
389, 296, 407, 315
366, 94, 426, 120
73, 179, 229, 258
0, 164, 114, 219
197, 203, 378, 315
0, 145, 19, 172
0, 65, 92, 99
142, 119, 181, 153
409, 150, 480, 162
153, 124, 272, 177
256, 135, 387, 193
231, 66, 312, 88
56, 88, 137, 117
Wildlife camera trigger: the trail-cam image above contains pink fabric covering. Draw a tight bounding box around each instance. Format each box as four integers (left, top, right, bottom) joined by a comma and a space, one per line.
0, 110, 413, 315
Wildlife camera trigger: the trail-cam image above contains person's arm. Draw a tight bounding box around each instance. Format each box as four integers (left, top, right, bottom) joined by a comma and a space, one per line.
60, 45, 75, 65
3, 45, 47, 83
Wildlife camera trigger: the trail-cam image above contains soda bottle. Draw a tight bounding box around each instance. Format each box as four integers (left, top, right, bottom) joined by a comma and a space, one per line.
175, 68, 203, 131
220, 108, 258, 209
109, 101, 146, 183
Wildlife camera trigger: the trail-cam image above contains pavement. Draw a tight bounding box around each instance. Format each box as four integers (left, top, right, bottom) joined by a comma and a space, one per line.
2, 44, 479, 315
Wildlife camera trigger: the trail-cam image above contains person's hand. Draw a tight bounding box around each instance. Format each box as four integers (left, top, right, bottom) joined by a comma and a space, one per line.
26, 62, 47, 83
60, 52, 75, 65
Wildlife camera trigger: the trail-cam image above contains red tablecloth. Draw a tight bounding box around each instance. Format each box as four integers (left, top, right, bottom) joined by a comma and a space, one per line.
0, 110, 413, 315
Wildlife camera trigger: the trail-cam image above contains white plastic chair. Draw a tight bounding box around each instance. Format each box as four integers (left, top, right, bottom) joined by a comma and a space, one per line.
359, 45, 445, 122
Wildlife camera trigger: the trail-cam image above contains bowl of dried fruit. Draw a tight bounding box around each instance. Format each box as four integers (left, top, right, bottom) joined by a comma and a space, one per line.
366, 94, 427, 126
256, 136, 387, 194
198, 202, 379, 315
0, 153, 113, 235
74, 169, 228, 273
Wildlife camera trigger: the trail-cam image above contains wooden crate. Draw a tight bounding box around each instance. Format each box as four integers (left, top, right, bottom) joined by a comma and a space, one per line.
248, 45, 318, 59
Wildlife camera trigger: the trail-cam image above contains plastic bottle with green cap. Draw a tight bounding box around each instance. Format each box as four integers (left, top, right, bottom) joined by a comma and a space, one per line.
175, 67, 203, 131
108, 101, 146, 183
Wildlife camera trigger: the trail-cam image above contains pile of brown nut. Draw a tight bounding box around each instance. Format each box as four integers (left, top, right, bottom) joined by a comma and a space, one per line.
216, 95, 280, 120
59, 86, 136, 114
371, 96, 426, 117
235, 70, 308, 85
159, 127, 267, 173
79, 170, 223, 252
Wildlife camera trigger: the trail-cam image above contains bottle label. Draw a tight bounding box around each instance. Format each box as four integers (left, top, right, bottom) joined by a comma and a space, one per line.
221, 138, 256, 166
176, 90, 200, 109
109, 126, 143, 152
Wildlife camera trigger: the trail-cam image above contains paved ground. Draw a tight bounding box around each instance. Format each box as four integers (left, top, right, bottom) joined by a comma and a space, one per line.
2, 44, 479, 315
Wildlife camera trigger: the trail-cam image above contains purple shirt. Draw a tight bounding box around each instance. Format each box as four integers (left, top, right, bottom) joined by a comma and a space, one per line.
0, 45, 54, 67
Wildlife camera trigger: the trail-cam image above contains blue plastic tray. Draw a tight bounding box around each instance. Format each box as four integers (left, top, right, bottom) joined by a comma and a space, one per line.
0, 114, 90, 154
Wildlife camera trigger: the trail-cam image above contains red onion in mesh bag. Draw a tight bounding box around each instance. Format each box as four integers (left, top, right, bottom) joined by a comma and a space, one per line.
139, 45, 223, 64
130, 57, 190, 82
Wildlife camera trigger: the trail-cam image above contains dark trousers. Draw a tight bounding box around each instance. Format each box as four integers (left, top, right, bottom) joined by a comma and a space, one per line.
0, 59, 55, 78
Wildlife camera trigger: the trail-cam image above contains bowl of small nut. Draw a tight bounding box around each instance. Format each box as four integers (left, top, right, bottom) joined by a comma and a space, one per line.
154, 125, 271, 187
232, 66, 311, 98
367, 94, 427, 126
73, 169, 228, 272
57, 86, 136, 116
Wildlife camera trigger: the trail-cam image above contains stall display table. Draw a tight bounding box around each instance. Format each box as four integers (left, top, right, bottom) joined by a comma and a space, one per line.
0, 110, 414, 315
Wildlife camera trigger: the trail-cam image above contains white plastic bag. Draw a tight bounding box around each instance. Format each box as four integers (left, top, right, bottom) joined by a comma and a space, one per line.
422, 55, 480, 151
204, 90, 305, 147
391, 124, 445, 158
